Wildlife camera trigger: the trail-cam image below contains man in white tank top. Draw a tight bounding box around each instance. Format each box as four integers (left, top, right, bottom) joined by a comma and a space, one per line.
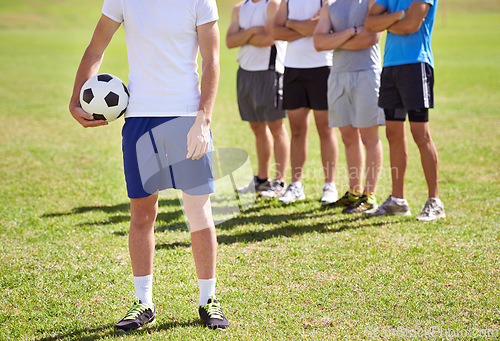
226, 0, 291, 199
274, 0, 340, 204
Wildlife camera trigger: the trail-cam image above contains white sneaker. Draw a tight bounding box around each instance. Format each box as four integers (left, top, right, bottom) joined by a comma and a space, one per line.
320, 183, 338, 204
366, 195, 411, 217
278, 183, 306, 203
260, 179, 287, 198
415, 198, 446, 222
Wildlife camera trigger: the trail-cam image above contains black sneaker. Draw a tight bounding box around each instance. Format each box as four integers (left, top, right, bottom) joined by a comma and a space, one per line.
115, 300, 156, 332
198, 297, 229, 330
322, 191, 359, 208
236, 176, 271, 194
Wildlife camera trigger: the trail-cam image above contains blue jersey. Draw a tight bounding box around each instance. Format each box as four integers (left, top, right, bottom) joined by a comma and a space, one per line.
375, 0, 437, 68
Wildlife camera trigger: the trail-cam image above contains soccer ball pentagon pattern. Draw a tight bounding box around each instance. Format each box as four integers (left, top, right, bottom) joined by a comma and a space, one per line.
80, 73, 129, 122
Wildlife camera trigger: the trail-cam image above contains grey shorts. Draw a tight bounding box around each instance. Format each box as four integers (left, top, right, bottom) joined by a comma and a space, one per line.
328, 69, 385, 128
237, 68, 286, 122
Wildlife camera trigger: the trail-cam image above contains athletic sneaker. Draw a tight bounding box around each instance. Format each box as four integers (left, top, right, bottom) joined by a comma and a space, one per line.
415, 197, 446, 222
342, 195, 378, 214
115, 300, 156, 332
278, 183, 306, 203
199, 297, 229, 330
366, 195, 411, 217
322, 190, 359, 208
236, 176, 270, 194
260, 179, 287, 198
320, 183, 338, 204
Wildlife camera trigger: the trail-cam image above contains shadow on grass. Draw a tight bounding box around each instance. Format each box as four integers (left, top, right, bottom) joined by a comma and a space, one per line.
156, 211, 393, 250
36, 319, 201, 341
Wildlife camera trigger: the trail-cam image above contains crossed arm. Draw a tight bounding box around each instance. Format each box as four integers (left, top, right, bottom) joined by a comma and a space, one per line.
273, 0, 320, 42
365, 0, 430, 35
226, 0, 280, 48
313, 0, 382, 51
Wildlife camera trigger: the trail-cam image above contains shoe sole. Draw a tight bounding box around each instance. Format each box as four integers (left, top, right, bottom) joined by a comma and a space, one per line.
415, 212, 446, 222
279, 196, 306, 203
366, 210, 412, 217
115, 318, 156, 332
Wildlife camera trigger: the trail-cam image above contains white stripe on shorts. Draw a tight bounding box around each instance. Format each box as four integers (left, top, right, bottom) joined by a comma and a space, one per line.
421, 63, 430, 108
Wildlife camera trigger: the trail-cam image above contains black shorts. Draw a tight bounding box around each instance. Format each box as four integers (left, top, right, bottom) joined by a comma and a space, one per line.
379, 62, 434, 114
283, 66, 330, 110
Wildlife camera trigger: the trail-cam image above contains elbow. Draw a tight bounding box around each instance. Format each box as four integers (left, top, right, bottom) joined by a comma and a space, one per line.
313, 36, 327, 51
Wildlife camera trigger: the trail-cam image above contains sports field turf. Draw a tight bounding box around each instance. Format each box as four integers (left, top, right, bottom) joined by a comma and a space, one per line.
0, 0, 499, 339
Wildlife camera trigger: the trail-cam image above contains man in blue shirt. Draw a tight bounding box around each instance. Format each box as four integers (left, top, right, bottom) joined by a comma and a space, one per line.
365, 0, 445, 221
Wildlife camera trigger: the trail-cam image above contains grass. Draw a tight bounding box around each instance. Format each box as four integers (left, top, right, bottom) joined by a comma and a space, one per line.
0, 0, 499, 340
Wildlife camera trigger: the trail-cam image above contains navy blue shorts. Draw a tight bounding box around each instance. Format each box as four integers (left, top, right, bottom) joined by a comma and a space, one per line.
122, 117, 215, 198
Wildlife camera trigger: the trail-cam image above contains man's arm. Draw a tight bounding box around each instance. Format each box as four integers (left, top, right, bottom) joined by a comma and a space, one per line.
365, 3, 404, 32
285, 10, 320, 37
273, 0, 303, 42
69, 15, 121, 128
187, 20, 220, 160
247, 0, 281, 47
387, 1, 430, 35
226, 2, 265, 49
314, 0, 382, 51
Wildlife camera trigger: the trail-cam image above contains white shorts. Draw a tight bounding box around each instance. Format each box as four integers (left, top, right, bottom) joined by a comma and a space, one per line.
327, 69, 385, 128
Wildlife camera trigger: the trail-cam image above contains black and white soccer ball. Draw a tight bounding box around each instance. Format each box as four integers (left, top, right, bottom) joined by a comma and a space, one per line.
79, 73, 129, 122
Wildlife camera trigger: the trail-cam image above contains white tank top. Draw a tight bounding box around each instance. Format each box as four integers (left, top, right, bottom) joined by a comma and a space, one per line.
284, 0, 332, 68
237, 0, 286, 73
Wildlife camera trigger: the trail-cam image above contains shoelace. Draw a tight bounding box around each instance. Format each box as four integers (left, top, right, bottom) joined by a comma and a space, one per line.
123, 303, 148, 321
201, 302, 224, 320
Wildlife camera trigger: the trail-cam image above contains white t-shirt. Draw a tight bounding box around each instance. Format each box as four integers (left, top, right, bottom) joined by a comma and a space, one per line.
284, 0, 332, 68
102, 0, 219, 117
237, 0, 286, 74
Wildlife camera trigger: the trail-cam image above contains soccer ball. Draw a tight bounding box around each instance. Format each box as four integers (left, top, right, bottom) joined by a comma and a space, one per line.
80, 73, 129, 122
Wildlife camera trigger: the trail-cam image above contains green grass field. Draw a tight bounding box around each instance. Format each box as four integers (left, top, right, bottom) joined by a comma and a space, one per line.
0, 0, 499, 340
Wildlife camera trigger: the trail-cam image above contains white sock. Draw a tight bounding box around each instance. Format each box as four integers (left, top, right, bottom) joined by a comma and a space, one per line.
133, 274, 153, 308
291, 181, 302, 188
323, 182, 336, 188
198, 278, 216, 306
391, 196, 407, 205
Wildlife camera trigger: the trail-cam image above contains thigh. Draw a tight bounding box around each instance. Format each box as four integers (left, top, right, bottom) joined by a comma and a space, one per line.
304, 66, 330, 111
395, 63, 434, 111
283, 67, 309, 110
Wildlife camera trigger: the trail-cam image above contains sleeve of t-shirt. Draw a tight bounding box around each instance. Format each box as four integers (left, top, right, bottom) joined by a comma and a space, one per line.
196, 0, 219, 26
102, 0, 124, 23
375, 0, 388, 8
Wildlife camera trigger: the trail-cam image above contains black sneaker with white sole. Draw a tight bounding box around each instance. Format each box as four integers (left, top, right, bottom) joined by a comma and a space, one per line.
199, 297, 229, 330
115, 300, 156, 332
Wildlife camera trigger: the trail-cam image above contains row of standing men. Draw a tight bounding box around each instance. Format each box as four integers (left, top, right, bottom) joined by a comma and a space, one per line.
227, 0, 446, 222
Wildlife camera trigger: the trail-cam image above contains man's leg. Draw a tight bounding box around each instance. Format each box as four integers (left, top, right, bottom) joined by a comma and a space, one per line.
313, 110, 338, 184
339, 125, 363, 193
267, 118, 290, 182
249, 121, 273, 181
385, 120, 408, 199
115, 194, 158, 332
129, 193, 159, 277
287, 107, 310, 183
359, 125, 383, 195
183, 192, 229, 329
409, 121, 439, 198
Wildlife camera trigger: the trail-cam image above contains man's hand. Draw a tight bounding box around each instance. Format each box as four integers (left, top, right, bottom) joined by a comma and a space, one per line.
186, 111, 211, 160
69, 100, 108, 128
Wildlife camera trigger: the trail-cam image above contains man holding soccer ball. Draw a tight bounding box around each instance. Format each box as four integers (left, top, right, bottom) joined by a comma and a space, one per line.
69, 0, 229, 331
